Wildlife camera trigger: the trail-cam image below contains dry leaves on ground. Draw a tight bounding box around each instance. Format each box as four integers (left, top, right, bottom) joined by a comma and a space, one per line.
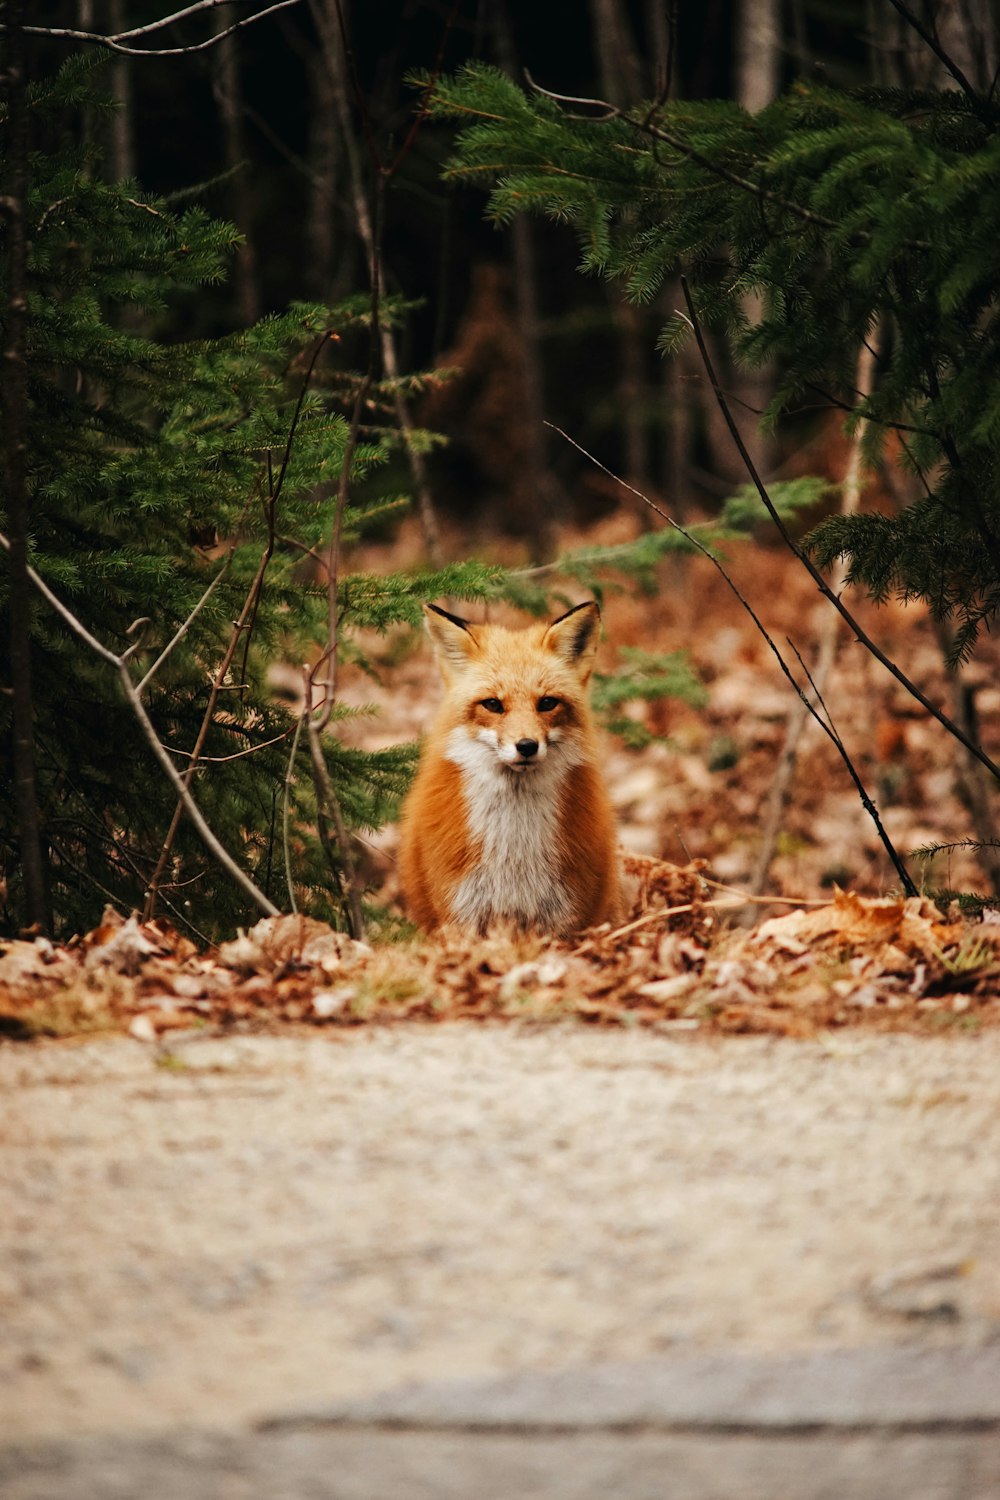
1, 860, 998, 1044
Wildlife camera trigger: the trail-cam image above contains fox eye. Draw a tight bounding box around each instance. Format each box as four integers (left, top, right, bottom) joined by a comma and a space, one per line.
537, 696, 560, 712
480, 697, 504, 714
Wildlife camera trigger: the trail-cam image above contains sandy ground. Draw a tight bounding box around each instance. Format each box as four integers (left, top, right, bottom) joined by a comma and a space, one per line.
3, 1026, 1000, 1444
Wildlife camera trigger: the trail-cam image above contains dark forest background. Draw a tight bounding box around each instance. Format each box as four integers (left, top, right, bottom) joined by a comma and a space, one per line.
37, 0, 990, 540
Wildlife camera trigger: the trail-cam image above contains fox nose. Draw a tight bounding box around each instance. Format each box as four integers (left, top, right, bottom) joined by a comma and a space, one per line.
515, 738, 539, 759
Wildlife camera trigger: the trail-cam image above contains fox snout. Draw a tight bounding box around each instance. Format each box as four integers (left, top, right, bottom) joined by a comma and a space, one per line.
488, 725, 549, 770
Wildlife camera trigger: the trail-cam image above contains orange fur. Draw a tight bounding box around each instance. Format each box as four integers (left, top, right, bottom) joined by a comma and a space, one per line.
399, 602, 621, 936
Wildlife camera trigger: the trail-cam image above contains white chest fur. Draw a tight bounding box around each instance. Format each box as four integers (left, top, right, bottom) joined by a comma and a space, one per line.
444, 728, 577, 931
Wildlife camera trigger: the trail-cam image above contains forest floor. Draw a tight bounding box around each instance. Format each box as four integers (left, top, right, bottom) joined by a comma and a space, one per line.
5, 533, 1000, 1496
5, 525, 1000, 1047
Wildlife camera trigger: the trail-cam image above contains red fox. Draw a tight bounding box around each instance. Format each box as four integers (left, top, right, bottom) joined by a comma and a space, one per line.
399, 601, 621, 935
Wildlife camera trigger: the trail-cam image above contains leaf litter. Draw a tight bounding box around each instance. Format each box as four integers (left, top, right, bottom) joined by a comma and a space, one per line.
2, 856, 998, 1044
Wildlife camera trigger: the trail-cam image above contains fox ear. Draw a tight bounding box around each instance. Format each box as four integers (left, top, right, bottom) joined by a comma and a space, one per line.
424, 602, 480, 682
543, 601, 601, 683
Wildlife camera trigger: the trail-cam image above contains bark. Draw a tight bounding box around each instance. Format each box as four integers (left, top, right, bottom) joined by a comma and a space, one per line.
492, 0, 561, 555
735, 0, 780, 111
3, 0, 50, 929
729, 0, 779, 482
306, 51, 343, 302
588, 0, 654, 521
211, 8, 260, 327
108, 0, 135, 180
311, 0, 444, 564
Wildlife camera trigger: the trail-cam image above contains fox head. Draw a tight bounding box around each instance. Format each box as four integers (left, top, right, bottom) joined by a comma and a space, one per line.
424, 600, 602, 777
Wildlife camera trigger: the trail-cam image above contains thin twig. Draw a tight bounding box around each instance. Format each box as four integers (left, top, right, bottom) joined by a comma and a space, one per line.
884, 0, 979, 103
136, 550, 233, 694
749, 338, 878, 897
0, 531, 279, 917
49, 0, 280, 41
282, 705, 307, 914
142, 522, 279, 920
23, 1, 302, 57
574, 889, 827, 954
316, 0, 444, 564
677, 277, 1000, 784
166, 725, 296, 763
542, 423, 918, 895
237, 332, 333, 694
304, 678, 365, 937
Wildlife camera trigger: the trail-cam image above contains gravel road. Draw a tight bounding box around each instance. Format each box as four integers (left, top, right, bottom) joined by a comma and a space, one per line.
3, 1026, 1000, 1447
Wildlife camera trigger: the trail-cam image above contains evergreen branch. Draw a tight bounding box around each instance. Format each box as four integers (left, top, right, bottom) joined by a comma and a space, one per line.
803, 382, 936, 439
678, 275, 1000, 787
921, 355, 1000, 588
912, 836, 1000, 859
635, 114, 929, 249
521, 74, 845, 236
22, 1, 303, 57
0, 530, 280, 918
521, 69, 620, 119
542, 424, 918, 896
498, 71, 935, 251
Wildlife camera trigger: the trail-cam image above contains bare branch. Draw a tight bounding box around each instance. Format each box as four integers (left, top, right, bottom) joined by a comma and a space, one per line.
143, 511, 277, 920
136, 550, 233, 694
523, 68, 620, 118
23, 1, 303, 57
0, 531, 279, 917
542, 423, 918, 896
317, 8, 444, 564
748, 338, 879, 899
166, 725, 296, 763
677, 276, 1000, 785
884, 0, 979, 102
282, 704, 307, 915
304, 678, 365, 938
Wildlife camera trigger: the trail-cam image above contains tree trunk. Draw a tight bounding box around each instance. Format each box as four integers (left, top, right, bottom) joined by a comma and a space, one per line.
729, 0, 780, 482
735, 0, 780, 111
108, 0, 135, 181
588, 0, 654, 520
306, 50, 343, 303
211, 9, 261, 327
492, 0, 561, 556
3, 0, 50, 929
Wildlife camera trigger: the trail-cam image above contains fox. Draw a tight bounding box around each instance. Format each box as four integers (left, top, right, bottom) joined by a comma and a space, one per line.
399, 600, 621, 936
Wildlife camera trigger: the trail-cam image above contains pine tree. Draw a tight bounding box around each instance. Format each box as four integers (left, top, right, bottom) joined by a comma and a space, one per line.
0, 55, 496, 938
429, 61, 1000, 662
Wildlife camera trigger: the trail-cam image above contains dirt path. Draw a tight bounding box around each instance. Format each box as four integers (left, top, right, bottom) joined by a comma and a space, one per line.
4, 1027, 1000, 1444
